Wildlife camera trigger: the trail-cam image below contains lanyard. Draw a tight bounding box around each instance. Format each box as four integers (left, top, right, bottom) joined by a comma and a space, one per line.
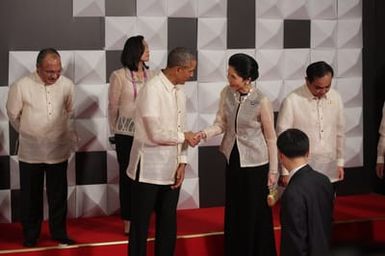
129, 69, 147, 99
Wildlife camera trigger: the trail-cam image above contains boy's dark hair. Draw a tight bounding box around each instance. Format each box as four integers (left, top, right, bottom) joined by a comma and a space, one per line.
277, 129, 309, 158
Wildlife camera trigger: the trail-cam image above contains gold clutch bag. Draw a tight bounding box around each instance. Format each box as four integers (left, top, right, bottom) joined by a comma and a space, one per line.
267, 186, 280, 207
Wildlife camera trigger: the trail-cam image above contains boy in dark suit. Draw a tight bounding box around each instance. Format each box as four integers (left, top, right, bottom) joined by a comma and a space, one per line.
277, 129, 334, 256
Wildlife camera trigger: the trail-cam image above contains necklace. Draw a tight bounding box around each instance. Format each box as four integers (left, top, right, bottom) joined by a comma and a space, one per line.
234, 87, 253, 103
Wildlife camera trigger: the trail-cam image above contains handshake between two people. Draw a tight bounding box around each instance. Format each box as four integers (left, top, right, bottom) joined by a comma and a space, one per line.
184, 131, 206, 147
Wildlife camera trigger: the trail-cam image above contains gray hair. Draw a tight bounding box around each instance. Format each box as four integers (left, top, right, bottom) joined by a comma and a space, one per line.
36, 48, 60, 66
167, 47, 196, 68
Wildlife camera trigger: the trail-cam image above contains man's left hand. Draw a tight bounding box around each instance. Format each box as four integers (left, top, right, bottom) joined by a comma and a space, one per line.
171, 164, 186, 189
337, 166, 344, 181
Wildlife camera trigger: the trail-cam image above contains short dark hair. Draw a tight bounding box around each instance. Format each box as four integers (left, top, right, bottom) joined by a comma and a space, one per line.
120, 35, 148, 71
36, 48, 60, 66
228, 53, 259, 81
166, 47, 195, 68
277, 129, 309, 158
306, 61, 334, 83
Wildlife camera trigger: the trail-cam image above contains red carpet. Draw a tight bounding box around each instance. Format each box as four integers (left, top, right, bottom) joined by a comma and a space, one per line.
1, 194, 385, 255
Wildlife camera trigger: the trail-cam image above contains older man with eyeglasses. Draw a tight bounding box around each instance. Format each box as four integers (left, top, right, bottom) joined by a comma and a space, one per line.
6, 48, 76, 247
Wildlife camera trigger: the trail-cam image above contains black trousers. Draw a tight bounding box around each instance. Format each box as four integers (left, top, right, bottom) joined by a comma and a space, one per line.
19, 160, 68, 242
115, 134, 133, 220
224, 145, 277, 256
129, 178, 181, 256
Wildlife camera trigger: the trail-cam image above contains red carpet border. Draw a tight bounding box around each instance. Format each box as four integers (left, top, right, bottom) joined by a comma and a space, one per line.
1, 193, 385, 256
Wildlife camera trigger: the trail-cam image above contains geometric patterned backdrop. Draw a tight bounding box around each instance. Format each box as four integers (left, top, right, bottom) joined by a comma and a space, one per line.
0, 0, 362, 223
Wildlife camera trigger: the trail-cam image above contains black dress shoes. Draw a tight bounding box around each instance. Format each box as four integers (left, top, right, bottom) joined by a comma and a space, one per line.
23, 239, 37, 247
53, 237, 76, 246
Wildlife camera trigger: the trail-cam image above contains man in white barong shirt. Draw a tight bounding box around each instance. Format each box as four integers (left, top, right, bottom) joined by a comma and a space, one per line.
277, 61, 345, 188
127, 47, 198, 256
6, 48, 76, 247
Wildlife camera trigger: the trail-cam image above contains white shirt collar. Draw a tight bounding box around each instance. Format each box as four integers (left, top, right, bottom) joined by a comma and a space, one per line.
288, 163, 308, 183
159, 70, 179, 92
303, 84, 329, 100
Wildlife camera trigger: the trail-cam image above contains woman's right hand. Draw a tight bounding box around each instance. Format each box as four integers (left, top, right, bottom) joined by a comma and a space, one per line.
278, 175, 289, 187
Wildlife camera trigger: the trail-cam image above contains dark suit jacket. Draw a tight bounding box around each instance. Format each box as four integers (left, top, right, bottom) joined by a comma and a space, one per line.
280, 165, 334, 256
